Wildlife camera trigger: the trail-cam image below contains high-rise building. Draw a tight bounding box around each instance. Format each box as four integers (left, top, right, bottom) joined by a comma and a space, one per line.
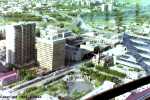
5, 23, 36, 67
36, 27, 65, 70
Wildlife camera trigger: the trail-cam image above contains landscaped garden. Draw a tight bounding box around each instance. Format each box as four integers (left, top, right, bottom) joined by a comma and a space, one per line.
16, 78, 89, 100
80, 62, 126, 86
17, 80, 68, 100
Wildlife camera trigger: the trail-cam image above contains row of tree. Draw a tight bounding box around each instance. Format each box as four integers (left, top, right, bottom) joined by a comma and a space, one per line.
3, 12, 42, 21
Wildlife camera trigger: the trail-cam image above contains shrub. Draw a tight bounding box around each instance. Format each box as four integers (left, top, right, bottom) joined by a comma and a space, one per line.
84, 62, 95, 68
20, 68, 36, 81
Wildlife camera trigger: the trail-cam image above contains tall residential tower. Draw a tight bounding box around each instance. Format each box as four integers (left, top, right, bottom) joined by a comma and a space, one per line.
5, 23, 36, 67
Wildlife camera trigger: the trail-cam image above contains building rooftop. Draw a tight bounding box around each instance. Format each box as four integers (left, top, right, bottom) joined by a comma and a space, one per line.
0, 71, 17, 81
40, 26, 65, 42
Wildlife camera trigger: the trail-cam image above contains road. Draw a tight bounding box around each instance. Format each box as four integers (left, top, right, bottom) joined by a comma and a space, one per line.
11, 69, 74, 95
9, 68, 74, 95
0, 59, 90, 98
4, 60, 89, 96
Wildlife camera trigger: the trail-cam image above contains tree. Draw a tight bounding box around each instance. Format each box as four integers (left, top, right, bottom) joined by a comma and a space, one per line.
35, 28, 40, 37
72, 27, 82, 36
94, 46, 102, 64
84, 62, 95, 68
114, 9, 124, 33
135, 0, 143, 25
58, 23, 64, 28
19, 68, 36, 80
8, 64, 17, 70
23, 6, 28, 13
105, 4, 110, 21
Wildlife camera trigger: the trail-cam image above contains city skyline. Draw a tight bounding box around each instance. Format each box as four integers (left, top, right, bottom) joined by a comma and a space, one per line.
0, 0, 150, 100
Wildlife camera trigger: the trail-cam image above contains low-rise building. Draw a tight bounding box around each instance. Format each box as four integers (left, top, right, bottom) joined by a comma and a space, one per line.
65, 44, 81, 62
0, 71, 19, 86
65, 36, 90, 64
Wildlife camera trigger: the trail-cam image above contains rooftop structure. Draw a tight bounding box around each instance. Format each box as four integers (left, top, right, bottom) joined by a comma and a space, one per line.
40, 26, 65, 41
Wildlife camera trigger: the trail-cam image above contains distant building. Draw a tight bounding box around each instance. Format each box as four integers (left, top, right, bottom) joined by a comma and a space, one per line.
5, 23, 36, 67
36, 26, 65, 70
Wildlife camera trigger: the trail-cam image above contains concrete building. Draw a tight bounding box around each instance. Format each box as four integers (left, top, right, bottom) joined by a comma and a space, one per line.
65, 36, 95, 64
65, 44, 81, 62
116, 33, 150, 73
5, 23, 36, 67
36, 27, 65, 70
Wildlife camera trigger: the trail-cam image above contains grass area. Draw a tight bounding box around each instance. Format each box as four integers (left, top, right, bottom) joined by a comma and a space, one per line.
72, 90, 87, 100
118, 64, 143, 72
128, 67, 142, 72
117, 64, 124, 68
95, 65, 126, 78
47, 80, 67, 96
17, 86, 45, 100
94, 80, 102, 88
